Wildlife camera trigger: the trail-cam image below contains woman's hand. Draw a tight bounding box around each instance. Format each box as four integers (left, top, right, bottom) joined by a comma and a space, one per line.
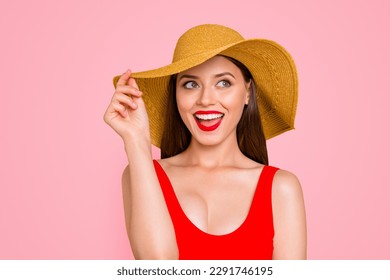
105, 72, 178, 259
103, 69, 150, 143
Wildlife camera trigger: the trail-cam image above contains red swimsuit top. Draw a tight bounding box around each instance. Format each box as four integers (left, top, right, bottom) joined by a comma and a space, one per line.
153, 160, 279, 260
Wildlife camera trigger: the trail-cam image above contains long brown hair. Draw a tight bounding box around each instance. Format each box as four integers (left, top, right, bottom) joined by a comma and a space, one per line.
160, 55, 269, 165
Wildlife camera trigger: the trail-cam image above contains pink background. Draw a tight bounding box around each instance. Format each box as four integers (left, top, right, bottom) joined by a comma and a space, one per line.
1, 0, 389, 259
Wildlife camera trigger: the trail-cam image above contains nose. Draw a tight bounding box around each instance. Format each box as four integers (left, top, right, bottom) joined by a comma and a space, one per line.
196, 86, 217, 106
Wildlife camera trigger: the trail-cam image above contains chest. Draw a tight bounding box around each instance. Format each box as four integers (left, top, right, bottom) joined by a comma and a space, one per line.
165, 167, 262, 235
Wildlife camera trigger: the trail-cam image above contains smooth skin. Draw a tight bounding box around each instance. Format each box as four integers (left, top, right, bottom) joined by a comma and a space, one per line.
104, 56, 307, 259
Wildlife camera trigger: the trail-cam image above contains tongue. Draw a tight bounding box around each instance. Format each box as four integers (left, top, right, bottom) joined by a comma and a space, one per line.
199, 117, 221, 127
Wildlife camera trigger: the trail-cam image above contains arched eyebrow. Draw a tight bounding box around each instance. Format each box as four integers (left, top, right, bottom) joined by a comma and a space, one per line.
215, 72, 236, 80
177, 74, 198, 82
177, 72, 236, 82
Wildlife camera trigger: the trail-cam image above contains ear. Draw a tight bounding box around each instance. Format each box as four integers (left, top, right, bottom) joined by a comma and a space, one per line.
245, 80, 251, 105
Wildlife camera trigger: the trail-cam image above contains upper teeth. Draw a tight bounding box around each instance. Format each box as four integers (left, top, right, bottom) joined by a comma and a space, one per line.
195, 113, 224, 120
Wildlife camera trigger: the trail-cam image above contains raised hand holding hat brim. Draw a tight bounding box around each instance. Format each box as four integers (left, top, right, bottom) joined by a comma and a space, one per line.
104, 69, 151, 144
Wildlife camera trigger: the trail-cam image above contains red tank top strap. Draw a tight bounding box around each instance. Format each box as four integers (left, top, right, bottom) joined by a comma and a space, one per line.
246, 165, 279, 237
153, 160, 188, 225
250, 165, 279, 215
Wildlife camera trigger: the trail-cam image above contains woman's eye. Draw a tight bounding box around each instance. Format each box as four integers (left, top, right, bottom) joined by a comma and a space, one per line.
183, 81, 199, 89
216, 80, 231, 88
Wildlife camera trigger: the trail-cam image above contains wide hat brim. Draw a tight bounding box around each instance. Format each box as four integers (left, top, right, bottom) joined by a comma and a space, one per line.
113, 33, 298, 148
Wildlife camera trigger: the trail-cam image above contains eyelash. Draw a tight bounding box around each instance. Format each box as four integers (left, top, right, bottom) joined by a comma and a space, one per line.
182, 80, 231, 89
217, 80, 231, 87
183, 81, 199, 89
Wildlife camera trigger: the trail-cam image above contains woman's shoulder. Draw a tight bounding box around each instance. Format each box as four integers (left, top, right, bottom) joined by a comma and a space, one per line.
273, 168, 301, 185
271, 168, 307, 259
271, 168, 304, 205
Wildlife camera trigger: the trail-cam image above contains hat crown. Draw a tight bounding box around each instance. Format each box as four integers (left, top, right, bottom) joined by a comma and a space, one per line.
172, 24, 244, 62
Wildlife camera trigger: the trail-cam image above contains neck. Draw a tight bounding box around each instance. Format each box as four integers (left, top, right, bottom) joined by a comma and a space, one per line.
181, 131, 244, 169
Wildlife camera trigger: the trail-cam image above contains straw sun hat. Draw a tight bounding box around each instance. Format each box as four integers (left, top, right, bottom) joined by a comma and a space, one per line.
113, 24, 298, 148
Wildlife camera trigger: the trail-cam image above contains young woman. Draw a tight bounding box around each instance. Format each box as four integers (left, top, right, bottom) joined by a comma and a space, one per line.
104, 24, 306, 260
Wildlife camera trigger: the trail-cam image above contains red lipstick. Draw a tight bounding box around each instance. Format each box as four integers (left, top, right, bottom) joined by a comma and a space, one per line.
194, 110, 224, 132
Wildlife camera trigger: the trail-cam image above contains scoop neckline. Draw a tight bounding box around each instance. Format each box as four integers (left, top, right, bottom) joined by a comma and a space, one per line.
153, 159, 266, 238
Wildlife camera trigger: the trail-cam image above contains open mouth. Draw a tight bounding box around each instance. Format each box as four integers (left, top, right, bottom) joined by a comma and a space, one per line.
193, 111, 224, 131
195, 113, 224, 124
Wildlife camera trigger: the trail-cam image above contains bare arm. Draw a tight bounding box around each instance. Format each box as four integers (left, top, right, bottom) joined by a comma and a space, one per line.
104, 70, 178, 259
272, 170, 307, 259
121, 140, 178, 259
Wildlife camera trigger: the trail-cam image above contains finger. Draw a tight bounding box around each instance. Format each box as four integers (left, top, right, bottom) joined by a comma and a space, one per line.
127, 75, 140, 91
115, 85, 142, 97
116, 69, 132, 87
113, 92, 138, 109
112, 102, 128, 118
